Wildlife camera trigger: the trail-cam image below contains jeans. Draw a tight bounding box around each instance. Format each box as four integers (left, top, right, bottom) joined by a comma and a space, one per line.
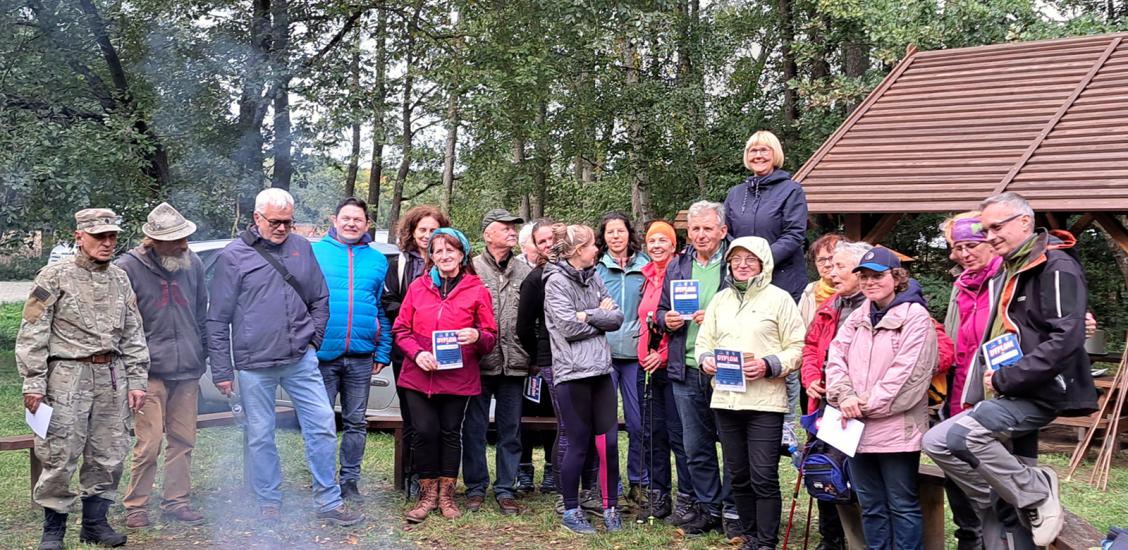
462, 375, 524, 500
848, 451, 923, 550
318, 354, 372, 484
612, 359, 646, 485
238, 347, 342, 513
637, 367, 692, 498
716, 409, 783, 547
671, 368, 734, 517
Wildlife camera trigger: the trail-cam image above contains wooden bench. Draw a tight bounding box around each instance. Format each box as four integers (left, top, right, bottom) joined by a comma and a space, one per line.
0, 435, 41, 496
916, 464, 1101, 550
367, 415, 625, 491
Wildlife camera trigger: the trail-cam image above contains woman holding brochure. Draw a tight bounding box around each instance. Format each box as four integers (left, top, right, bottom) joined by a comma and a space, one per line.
393, 227, 498, 524
696, 236, 805, 550
543, 223, 625, 535
824, 247, 938, 550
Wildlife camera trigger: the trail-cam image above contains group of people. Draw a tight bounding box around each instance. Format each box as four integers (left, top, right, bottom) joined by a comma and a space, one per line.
14, 127, 1098, 550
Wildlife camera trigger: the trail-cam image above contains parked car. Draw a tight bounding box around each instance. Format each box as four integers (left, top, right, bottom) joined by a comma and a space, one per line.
190, 235, 402, 420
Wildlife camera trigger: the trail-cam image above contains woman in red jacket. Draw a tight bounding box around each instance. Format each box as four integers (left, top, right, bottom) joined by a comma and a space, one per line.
393, 228, 498, 524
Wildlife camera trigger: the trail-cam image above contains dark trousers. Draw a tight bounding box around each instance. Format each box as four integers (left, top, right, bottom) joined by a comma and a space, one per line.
392, 361, 416, 483
715, 409, 784, 548
462, 375, 524, 500
544, 367, 596, 491
401, 389, 469, 479
849, 452, 924, 550
637, 367, 692, 498
556, 374, 620, 510
318, 355, 372, 483
520, 374, 556, 464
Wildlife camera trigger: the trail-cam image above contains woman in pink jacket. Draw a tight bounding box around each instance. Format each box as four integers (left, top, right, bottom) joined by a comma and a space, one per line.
825, 247, 938, 550
393, 228, 498, 524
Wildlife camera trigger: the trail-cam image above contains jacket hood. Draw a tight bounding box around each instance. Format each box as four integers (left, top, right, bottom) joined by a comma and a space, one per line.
724, 236, 774, 294
126, 245, 162, 274
869, 278, 929, 327
327, 226, 373, 245
741, 168, 792, 188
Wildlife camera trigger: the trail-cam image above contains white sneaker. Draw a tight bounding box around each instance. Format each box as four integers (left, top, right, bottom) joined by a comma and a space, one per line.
1026, 467, 1064, 546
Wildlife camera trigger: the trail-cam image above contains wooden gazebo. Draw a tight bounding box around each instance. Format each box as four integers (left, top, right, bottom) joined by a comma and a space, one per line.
795, 32, 1128, 254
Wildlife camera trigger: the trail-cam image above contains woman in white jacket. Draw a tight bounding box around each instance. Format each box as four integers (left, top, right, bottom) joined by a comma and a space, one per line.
697, 236, 806, 550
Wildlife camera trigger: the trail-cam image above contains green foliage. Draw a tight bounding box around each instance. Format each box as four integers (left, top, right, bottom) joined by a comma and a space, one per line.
0, 304, 20, 351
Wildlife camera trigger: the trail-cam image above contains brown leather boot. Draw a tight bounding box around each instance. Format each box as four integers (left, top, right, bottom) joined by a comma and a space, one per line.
437, 477, 461, 520
405, 478, 439, 523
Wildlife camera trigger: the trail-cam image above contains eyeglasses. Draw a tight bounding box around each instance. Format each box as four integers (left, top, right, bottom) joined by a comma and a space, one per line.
816, 256, 834, 265
729, 256, 761, 267
952, 241, 986, 255
984, 214, 1022, 235
746, 147, 773, 156
264, 218, 295, 229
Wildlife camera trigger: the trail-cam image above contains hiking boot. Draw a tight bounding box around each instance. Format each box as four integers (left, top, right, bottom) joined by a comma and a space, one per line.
497, 496, 525, 516
260, 504, 281, 526
815, 538, 846, 550
340, 480, 365, 503
38, 508, 67, 550
79, 496, 127, 547
540, 463, 556, 493
161, 507, 205, 526
125, 510, 150, 529
466, 494, 485, 512
405, 478, 439, 523
681, 505, 722, 537
516, 463, 535, 493
317, 505, 365, 527
603, 507, 623, 533
627, 484, 645, 505
723, 514, 746, 541
437, 477, 461, 520
579, 489, 602, 514
562, 508, 597, 535
954, 538, 983, 550
554, 494, 566, 515
646, 490, 672, 519
1026, 467, 1064, 546
666, 494, 698, 526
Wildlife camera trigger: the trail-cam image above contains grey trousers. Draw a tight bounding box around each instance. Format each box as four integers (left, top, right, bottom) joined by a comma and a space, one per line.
922, 397, 1056, 550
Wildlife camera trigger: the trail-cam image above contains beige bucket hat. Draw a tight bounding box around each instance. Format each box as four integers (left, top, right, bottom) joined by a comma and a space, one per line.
142, 202, 197, 241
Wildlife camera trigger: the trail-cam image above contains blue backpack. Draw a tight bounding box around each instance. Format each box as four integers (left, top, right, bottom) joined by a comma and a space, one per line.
801, 438, 853, 504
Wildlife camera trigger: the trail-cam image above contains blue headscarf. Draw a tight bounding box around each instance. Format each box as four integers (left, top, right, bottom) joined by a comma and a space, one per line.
428, 227, 472, 287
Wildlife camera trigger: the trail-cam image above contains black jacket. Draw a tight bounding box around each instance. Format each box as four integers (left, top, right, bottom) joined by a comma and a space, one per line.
382, 250, 426, 363
516, 266, 552, 368
987, 230, 1098, 417
655, 243, 730, 383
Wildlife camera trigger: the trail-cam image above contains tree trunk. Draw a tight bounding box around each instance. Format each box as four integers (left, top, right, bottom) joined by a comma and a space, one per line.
620, 37, 652, 222
677, 0, 708, 196
511, 135, 526, 208
441, 92, 459, 214
344, 41, 361, 197
386, 0, 424, 243
234, 0, 273, 223
778, 0, 798, 123
531, 99, 548, 218
842, 21, 870, 114
808, 9, 830, 81
367, 8, 388, 231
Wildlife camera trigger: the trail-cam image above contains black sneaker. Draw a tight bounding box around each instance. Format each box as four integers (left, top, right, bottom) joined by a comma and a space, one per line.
317, 506, 365, 527
723, 514, 745, 540
516, 463, 535, 494
646, 490, 672, 519
340, 480, 364, 503
680, 505, 722, 537
666, 495, 698, 526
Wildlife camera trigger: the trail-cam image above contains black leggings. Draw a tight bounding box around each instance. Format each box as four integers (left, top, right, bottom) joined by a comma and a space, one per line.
556, 374, 619, 509
401, 389, 469, 479
520, 375, 557, 464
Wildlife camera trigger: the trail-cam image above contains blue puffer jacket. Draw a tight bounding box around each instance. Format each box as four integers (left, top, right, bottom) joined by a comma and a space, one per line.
312, 228, 393, 365
595, 251, 649, 360
723, 168, 808, 302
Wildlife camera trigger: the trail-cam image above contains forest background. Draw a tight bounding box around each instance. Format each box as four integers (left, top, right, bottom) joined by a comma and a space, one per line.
2, 0, 1127, 338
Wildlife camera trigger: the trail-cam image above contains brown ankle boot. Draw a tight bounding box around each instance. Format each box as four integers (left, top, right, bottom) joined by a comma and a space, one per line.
438, 477, 462, 519
405, 478, 439, 523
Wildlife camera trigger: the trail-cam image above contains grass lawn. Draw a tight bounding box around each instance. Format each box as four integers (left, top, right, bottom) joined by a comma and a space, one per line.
0, 298, 1124, 548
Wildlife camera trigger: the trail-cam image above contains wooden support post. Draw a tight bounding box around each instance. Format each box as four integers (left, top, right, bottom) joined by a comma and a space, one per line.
863, 213, 904, 244
1093, 213, 1128, 255
1069, 213, 1095, 235
845, 214, 863, 241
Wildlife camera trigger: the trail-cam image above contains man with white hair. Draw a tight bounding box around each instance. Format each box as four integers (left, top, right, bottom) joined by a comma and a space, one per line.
206, 188, 363, 527
924, 192, 1097, 547
117, 203, 209, 529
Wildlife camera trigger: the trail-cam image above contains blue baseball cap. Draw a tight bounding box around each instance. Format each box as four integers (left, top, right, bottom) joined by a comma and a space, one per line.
853, 247, 901, 273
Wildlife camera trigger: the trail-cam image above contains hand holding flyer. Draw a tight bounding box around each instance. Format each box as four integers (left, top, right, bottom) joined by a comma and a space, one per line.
982, 333, 1023, 371
714, 348, 746, 393
432, 330, 464, 370
670, 279, 700, 320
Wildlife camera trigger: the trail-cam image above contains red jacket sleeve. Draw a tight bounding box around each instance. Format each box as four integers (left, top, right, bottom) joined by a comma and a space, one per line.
801, 313, 831, 389
933, 319, 956, 375
473, 285, 499, 356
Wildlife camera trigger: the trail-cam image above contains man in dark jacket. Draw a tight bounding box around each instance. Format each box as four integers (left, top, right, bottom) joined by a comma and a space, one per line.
655, 201, 739, 538
924, 192, 1098, 548
464, 208, 530, 515
206, 188, 363, 527
118, 203, 208, 529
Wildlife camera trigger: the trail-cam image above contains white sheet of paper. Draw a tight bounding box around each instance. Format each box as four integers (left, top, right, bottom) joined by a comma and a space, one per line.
26, 402, 53, 439
816, 405, 864, 457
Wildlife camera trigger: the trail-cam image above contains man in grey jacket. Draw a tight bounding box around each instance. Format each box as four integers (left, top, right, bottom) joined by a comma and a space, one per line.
463, 208, 531, 515
118, 203, 208, 529
206, 188, 362, 527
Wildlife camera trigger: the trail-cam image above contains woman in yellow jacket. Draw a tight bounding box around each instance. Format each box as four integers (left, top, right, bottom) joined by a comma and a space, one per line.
697, 236, 805, 550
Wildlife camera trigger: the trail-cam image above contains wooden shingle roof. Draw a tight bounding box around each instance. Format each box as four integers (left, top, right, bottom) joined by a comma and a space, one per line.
795, 33, 1128, 214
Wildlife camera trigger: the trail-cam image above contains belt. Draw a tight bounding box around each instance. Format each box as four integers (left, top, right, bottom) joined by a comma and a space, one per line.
77, 353, 117, 364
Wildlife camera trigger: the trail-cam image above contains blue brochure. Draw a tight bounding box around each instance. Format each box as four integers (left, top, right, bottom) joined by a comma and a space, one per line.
714, 348, 746, 393
982, 333, 1023, 371
432, 330, 463, 370
670, 279, 701, 319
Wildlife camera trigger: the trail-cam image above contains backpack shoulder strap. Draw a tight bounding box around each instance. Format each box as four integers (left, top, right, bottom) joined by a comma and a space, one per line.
242, 231, 309, 307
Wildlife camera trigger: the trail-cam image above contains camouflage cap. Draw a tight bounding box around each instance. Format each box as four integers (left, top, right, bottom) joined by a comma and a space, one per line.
75, 208, 123, 234
142, 202, 196, 241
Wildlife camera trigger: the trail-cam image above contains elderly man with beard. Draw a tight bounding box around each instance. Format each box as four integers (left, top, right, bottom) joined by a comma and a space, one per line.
117, 202, 209, 529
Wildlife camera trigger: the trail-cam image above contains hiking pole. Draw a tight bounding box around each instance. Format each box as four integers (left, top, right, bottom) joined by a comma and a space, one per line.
642, 312, 661, 526
802, 495, 814, 550
782, 467, 804, 548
